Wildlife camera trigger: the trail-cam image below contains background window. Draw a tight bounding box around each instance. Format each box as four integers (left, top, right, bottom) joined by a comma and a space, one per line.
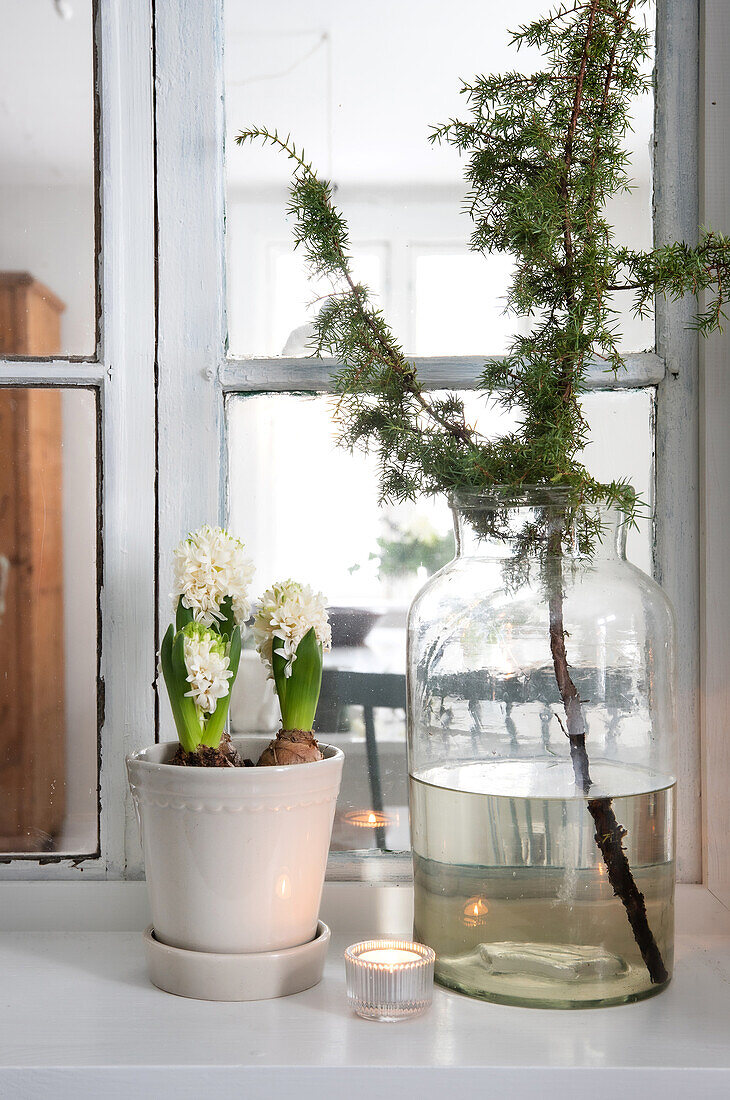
225, 0, 654, 359
228, 390, 653, 853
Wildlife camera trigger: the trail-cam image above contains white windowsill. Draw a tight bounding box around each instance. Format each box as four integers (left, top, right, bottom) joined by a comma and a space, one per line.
0, 882, 728, 1099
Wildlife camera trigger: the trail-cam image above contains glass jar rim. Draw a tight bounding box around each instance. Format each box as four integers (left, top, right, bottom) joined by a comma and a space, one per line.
448, 487, 618, 512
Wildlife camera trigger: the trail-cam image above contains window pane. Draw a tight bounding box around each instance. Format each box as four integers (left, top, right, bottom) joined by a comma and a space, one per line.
225, 0, 654, 358
413, 252, 516, 356
266, 246, 386, 358
227, 390, 653, 853
0, 1, 95, 358
0, 388, 98, 854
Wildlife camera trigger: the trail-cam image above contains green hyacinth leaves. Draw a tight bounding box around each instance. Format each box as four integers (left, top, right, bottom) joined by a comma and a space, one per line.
272, 626, 323, 733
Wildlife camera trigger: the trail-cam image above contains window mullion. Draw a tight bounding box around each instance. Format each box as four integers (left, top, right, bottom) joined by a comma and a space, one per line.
220, 351, 665, 394
155, 0, 227, 747
654, 0, 702, 885
97, 0, 157, 876
699, 0, 730, 909
0, 361, 104, 386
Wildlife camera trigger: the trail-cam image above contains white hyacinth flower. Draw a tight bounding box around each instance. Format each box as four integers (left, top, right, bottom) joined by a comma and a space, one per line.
182, 622, 233, 715
253, 579, 331, 678
172, 525, 255, 627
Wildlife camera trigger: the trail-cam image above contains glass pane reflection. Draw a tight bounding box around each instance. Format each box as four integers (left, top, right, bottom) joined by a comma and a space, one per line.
0, 1, 95, 357
0, 388, 98, 854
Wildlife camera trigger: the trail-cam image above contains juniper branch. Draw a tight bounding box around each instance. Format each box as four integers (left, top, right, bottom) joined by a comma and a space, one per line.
236, 130, 477, 461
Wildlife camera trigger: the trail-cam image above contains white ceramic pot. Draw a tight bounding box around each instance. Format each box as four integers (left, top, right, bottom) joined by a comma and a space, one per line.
127, 736, 343, 955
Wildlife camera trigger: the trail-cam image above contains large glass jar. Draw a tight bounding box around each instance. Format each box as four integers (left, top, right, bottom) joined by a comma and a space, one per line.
407, 490, 676, 1008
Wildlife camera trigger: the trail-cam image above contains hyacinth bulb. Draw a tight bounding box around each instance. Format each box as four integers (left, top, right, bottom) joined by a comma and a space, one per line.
257, 627, 326, 766
257, 729, 323, 767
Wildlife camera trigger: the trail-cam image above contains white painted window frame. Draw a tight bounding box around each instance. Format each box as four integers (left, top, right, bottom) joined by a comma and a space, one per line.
0, 0, 726, 907
0, 0, 156, 879
699, 0, 730, 911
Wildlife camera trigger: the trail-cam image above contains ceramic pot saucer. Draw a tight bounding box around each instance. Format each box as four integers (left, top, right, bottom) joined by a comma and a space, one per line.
143, 920, 330, 1001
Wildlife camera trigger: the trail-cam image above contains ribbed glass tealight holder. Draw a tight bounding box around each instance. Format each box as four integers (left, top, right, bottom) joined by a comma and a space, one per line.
344, 939, 435, 1021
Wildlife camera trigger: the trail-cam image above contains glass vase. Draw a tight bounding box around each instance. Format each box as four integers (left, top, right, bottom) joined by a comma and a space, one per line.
407, 489, 676, 1008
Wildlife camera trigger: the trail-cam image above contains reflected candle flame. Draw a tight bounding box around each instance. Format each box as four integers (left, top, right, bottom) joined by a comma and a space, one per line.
343, 809, 395, 829
463, 896, 489, 926
275, 873, 291, 900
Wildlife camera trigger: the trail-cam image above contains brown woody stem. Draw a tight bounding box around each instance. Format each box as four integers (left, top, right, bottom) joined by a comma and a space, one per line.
546, 528, 668, 985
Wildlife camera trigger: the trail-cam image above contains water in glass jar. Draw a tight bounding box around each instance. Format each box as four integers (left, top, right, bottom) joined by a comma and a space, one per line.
410, 758, 675, 1008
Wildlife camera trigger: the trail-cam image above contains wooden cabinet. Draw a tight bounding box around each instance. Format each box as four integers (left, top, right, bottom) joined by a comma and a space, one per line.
0, 274, 66, 850
0, 273, 65, 358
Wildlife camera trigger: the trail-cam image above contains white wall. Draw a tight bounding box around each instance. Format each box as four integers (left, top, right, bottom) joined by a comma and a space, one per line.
0, 184, 95, 356
225, 0, 655, 359
227, 182, 654, 359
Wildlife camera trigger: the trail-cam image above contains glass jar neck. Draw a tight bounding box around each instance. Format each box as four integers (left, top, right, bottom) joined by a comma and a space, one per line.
451, 491, 628, 562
